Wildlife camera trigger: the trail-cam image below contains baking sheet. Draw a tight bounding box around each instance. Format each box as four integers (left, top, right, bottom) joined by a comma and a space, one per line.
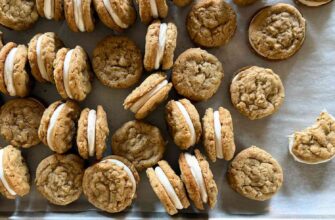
0, 0, 334, 218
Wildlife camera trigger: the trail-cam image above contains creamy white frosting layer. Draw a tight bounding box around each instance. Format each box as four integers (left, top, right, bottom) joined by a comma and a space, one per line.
175, 101, 196, 147
214, 111, 223, 159
4, 47, 17, 96
149, 0, 158, 18
87, 109, 96, 157
155, 23, 168, 70
130, 80, 168, 113
73, 0, 85, 32
63, 49, 74, 99
47, 103, 65, 151
103, 0, 128, 29
0, 149, 16, 196
36, 34, 50, 81
44, 0, 54, 19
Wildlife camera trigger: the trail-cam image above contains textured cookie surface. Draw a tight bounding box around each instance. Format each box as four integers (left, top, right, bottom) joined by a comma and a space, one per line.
36, 0, 64, 20
138, 0, 168, 24
64, 0, 95, 32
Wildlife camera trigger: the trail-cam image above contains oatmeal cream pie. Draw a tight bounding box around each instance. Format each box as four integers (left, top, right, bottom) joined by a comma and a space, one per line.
93, 0, 136, 32
137, 0, 168, 25
296, 0, 332, 6
179, 149, 218, 210
249, 3, 306, 60
0, 42, 31, 97
83, 155, 140, 213
165, 99, 202, 150
289, 110, 335, 164
202, 107, 236, 162
123, 72, 172, 119
146, 160, 190, 215
172, 48, 224, 101
92, 35, 143, 89
230, 66, 285, 120
111, 120, 165, 171
144, 20, 177, 71
227, 146, 283, 201
64, 0, 95, 32
35, 154, 84, 205
36, 0, 64, 20
28, 32, 63, 83
38, 100, 80, 154
76, 105, 109, 160
0, 145, 30, 199
0, 98, 45, 148
54, 46, 92, 101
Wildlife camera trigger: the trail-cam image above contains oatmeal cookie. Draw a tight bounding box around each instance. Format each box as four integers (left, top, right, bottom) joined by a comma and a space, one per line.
296, 0, 332, 6
64, 0, 95, 32
137, 0, 168, 24
36, 0, 64, 20
249, 3, 306, 60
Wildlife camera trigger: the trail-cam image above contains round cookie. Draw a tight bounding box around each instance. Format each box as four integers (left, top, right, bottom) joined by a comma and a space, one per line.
172, 48, 224, 101
187, 0, 237, 48
249, 3, 306, 60
202, 107, 236, 162
0, 98, 45, 148
172, 0, 193, 7
28, 32, 63, 83
76, 105, 109, 160
233, 0, 258, 6
64, 0, 95, 32
36, 0, 64, 20
0, 0, 39, 30
111, 120, 165, 171
144, 20, 178, 71
92, 36, 143, 89
83, 155, 140, 213
35, 154, 84, 205
227, 146, 283, 201
0, 42, 31, 97
38, 100, 80, 154
179, 149, 218, 210
165, 99, 202, 150
0, 145, 30, 199
123, 72, 173, 119
230, 66, 285, 120
146, 160, 190, 215
296, 0, 332, 6
93, 0, 136, 32
137, 0, 168, 24
54, 46, 92, 101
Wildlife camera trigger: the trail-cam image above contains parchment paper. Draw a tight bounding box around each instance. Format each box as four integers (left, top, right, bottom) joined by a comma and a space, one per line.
0, 0, 334, 218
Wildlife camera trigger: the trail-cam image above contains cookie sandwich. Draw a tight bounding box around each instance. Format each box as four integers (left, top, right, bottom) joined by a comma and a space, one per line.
146, 160, 190, 215
36, 0, 64, 20
64, 0, 95, 32
77, 105, 109, 160
123, 72, 172, 119
137, 0, 168, 24
83, 155, 140, 213
38, 100, 80, 154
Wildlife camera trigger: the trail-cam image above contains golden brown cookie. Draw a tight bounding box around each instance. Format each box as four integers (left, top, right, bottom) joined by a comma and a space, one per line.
83, 155, 140, 213
137, 0, 168, 24
36, 0, 64, 20
64, 0, 95, 32
296, 0, 332, 6
227, 146, 283, 201
230, 66, 285, 120
123, 72, 172, 119
249, 3, 306, 60
172, 0, 193, 7
111, 120, 165, 171
35, 154, 84, 205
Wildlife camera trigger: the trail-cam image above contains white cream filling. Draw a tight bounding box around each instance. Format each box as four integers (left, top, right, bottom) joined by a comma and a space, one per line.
63, 49, 74, 99
0, 149, 16, 196
47, 103, 65, 151
73, 0, 85, 32
4, 47, 17, 96
36, 35, 50, 81
155, 166, 183, 209
130, 80, 168, 113
175, 101, 196, 147
103, 0, 128, 29
154, 23, 168, 70
44, 0, 54, 19
87, 110, 97, 157
214, 111, 223, 159
149, 0, 158, 18
184, 153, 208, 203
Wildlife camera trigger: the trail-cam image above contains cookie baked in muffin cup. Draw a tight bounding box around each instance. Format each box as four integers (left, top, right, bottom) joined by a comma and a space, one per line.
144, 20, 177, 71
38, 100, 80, 154
230, 66, 285, 120
111, 120, 165, 171
92, 35, 143, 89
76, 105, 109, 160
165, 99, 202, 150
83, 155, 140, 213
36, 0, 64, 20
0, 98, 45, 148
54, 46, 92, 101
172, 0, 193, 7
227, 146, 283, 201
0, 42, 31, 97
64, 0, 95, 32
0, 145, 30, 199
137, 0, 168, 25
248, 3, 306, 60
179, 149, 218, 210
172, 48, 224, 102
28, 32, 63, 83
93, 0, 136, 32
202, 107, 236, 162
123, 72, 173, 119
35, 153, 84, 205
146, 160, 190, 215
